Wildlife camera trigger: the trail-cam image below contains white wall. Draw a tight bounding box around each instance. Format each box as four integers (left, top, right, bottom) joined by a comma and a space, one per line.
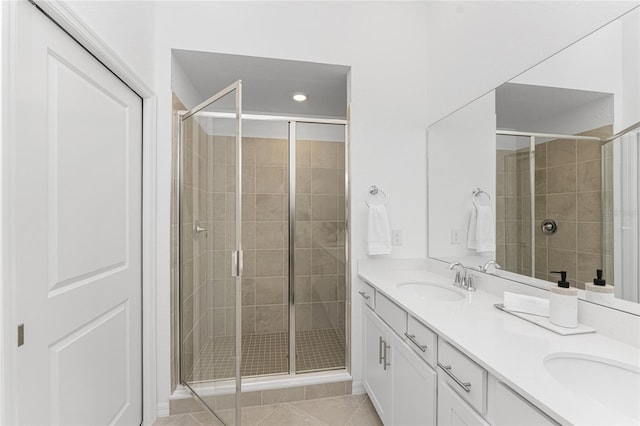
427, 91, 496, 260
62, 1, 156, 87
425, 1, 639, 126
154, 0, 429, 406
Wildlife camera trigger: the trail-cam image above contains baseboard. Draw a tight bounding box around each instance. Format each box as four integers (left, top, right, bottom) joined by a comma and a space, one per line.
351, 381, 366, 395
156, 402, 170, 418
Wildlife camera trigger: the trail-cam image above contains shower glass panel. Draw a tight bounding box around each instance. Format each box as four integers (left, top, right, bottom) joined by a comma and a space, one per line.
180, 83, 241, 422
293, 122, 347, 373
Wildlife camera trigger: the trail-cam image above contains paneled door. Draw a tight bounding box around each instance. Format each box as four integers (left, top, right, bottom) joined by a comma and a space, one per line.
12, 2, 142, 424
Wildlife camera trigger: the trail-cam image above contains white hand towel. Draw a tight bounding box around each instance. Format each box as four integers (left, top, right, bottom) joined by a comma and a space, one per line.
503, 291, 550, 317
475, 205, 495, 253
466, 205, 478, 250
367, 204, 391, 256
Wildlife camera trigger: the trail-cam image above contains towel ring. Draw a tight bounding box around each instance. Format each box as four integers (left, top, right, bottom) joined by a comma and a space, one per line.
472, 187, 491, 207
366, 185, 387, 207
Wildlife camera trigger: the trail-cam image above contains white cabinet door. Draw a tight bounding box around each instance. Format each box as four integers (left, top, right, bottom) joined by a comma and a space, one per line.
364, 307, 392, 424
12, 2, 142, 425
494, 383, 557, 425
438, 376, 489, 426
391, 332, 437, 426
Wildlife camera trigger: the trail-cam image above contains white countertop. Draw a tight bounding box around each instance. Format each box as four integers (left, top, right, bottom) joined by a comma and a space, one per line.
358, 260, 640, 425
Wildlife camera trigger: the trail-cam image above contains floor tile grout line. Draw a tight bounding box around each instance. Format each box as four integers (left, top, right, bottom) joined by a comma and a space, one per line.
284, 402, 331, 426
343, 396, 368, 426
251, 403, 282, 426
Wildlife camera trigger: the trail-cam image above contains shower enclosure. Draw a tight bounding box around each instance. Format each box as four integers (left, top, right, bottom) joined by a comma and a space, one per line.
177, 81, 349, 423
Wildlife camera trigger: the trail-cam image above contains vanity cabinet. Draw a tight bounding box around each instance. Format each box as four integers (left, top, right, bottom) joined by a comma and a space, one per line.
438, 375, 489, 426
360, 279, 560, 426
493, 383, 557, 425
363, 304, 437, 425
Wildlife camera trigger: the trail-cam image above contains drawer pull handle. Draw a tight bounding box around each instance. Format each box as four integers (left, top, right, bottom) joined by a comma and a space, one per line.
379, 337, 384, 364
404, 333, 427, 352
358, 291, 371, 300
438, 362, 472, 393
383, 341, 391, 371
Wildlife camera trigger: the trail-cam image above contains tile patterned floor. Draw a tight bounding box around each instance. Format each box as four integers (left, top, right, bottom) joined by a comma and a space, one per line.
153, 394, 382, 426
188, 329, 345, 381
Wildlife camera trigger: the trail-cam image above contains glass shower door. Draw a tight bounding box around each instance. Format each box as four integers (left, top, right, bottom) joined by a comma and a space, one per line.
180, 81, 242, 424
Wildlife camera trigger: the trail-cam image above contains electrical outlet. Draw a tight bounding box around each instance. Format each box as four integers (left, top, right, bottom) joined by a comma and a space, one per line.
451, 229, 462, 245
392, 229, 403, 245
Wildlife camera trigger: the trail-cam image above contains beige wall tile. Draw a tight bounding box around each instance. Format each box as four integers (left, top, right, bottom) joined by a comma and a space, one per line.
577, 140, 603, 162
311, 302, 338, 329
295, 303, 312, 331
242, 306, 255, 334
296, 195, 311, 221
256, 221, 285, 249
241, 164, 255, 194
296, 140, 312, 167
577, 160, 601, 192
312, 167, 338, 194
256, 194, 286, 221
311, 141, 338, 168
242, 278, 256, 306
256, 139, 287, 166
242, 139, 256, 165
242, 194, 256, 221
577, 191, 601, 222
295, 249, 312, 276
535, 143, 547, 170
547, 164, 576, 194
311, 275, 338, 302
296, 168, 311, 194
577, 252, 602, 283
312, 195, 338, 221
547, 139, 576, 167
312, 248, 338, 275
577, 222, 602, 253
256, 249, 284, 277
295, 222, 312, 248
255, 305, 285, 333
256, 166, 286, 194
546, 193, 577, 221
255, 277, 286, 305
547, 221, 576, 250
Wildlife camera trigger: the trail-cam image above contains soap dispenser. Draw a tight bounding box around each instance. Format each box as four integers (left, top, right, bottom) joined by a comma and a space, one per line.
585, 269, 614, 304
549, 271, 578, 328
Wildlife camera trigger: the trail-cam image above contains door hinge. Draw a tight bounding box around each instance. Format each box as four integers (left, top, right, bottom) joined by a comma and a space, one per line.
17, 324, 24, 347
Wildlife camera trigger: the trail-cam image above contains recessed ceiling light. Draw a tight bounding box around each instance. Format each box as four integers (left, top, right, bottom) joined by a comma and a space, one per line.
293, 93, 307, 102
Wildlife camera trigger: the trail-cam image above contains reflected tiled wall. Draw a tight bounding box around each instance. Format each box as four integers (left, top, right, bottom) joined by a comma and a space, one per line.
497, 125, 612, 289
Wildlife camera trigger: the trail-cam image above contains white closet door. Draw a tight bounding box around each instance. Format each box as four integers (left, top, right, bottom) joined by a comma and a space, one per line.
13, 2, 142, 424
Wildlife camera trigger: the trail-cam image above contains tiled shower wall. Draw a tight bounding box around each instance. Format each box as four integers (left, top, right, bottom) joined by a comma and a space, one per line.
207, 136, 347, 337
295, 139, 346, 333
496, 125, 612, 289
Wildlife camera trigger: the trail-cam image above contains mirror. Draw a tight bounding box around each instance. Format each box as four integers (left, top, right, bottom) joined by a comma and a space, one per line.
427, 7, 640, 315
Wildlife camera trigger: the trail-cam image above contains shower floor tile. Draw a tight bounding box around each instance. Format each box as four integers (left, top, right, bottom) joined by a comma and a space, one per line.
187, 328, 345, 382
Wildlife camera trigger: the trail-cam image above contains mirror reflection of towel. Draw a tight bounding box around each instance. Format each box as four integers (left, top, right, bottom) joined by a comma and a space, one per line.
467, 205, 495, 253
367, 204, 391, 256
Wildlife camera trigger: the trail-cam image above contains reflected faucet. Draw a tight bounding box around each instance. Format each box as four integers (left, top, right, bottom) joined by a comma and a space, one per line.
482, 260, 502, 274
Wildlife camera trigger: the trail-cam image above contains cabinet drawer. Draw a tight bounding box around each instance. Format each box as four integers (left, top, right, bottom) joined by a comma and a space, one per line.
437, 339, 487, 413
376, 292, 407, 336
358, 281, 375, 309
405, 316, 437, 368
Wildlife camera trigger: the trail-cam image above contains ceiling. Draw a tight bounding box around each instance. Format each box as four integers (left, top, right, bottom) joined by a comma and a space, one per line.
496, 82, 613, 132
173, 50, 349, 119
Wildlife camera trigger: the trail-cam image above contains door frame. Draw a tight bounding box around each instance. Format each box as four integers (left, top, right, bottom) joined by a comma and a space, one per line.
1, 1, 158, 424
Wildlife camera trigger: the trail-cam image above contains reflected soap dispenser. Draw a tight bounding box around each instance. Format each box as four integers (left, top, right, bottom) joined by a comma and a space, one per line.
585, 269, 614, 304
549, 271, 578, 328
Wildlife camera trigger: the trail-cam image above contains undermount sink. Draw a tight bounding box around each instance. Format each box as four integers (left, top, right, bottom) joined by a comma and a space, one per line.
544, 353, 640, 422
396, 282, 465, 302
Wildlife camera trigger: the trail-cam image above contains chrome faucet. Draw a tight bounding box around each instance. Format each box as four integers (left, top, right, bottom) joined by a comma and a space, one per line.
448, 261, 465, 287
482, 260, 502, 274
448, 261, 476, 291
